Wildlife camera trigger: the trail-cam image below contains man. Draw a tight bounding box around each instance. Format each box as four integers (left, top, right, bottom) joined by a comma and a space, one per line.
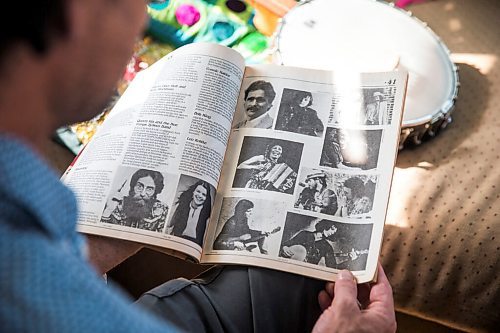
365, 91, 385, 125
335, 177, 370, 217
101, 169, 167, 230
295, 171, 326, 210
320, 127, 346, 169
281, 220, 347, 267
276, 90, 324, 137
0, 1, 396, 332
233, 80, 276, 129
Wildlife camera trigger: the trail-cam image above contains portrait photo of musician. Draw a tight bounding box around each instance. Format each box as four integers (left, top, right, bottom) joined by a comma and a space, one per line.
274, 88, 327, 137
294, 168, 378, 219
100, 167, 176, 232
212, 197, 286, 255
330, 87, 392, 126
363, 89, 390, 125
232, 136, 303, 195
233, 80, 276, 129
165, 174, 215, 247
320, 127, 383, 170
278, 213, 372, 270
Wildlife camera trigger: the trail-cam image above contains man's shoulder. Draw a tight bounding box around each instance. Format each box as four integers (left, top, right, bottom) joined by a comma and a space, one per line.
256, 113, 274, 128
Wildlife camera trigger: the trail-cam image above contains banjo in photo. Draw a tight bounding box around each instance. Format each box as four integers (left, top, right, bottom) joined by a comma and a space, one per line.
254, 0, 459, 148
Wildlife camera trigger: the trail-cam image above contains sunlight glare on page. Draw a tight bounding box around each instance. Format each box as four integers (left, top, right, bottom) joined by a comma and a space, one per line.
331, 71, 368, 164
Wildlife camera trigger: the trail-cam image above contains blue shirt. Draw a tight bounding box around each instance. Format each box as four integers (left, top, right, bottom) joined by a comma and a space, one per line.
0, 135, 178, 332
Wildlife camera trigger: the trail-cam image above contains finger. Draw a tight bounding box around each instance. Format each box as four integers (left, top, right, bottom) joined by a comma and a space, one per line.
367, 263, 395, 313
325, 282, 334, 298
318, 290, 332, 312
331, 270, 360, 313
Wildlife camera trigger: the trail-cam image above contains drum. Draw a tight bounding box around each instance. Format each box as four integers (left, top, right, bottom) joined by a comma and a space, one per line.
274, 0, 459, 148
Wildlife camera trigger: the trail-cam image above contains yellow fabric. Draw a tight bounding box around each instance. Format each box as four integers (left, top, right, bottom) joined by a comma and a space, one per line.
381, 1, 499, 331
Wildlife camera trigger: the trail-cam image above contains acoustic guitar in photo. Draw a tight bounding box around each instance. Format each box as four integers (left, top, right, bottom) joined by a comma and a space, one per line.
223, 226, 281, 251
284, 245, 369, 264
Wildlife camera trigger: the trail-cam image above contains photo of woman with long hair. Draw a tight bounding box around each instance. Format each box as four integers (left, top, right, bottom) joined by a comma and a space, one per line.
166, 175, 214, 247
213, 199, 271, 254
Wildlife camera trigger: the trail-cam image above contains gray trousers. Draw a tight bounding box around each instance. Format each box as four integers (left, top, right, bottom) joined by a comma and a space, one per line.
136, 266, 325, 332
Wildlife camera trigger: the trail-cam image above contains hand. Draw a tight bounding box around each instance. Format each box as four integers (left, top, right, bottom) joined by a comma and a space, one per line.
281, 178, 294, 191
281, 246, 294, 258
102, 191, 124, 218
349, 249, 358, 260
314, 264, 396, 333
337, 192, 347, 207
233, 241, 245, 250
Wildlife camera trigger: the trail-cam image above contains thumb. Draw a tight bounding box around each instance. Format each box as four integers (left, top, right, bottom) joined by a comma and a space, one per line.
331, 270, 360, 313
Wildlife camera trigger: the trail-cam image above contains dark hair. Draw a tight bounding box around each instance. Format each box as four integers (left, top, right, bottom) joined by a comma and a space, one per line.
315, 220, 336, 235
294, 90, 313, 107
175, 180, 212, 213
244, 80, 276, 103
0, 1, 69, 63
234, 199, 254, 220
170, 180, 212, 242
129, 169, 165, 198
264, 144, 283, 162
343, 177, 365, 198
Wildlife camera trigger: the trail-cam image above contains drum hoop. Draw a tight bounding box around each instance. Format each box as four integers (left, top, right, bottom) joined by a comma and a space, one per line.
274, 0, 460, 147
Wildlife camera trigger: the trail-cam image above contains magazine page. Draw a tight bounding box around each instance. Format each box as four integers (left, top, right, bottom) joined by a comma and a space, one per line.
63, 43, 245, 261
201, 64, 407, 282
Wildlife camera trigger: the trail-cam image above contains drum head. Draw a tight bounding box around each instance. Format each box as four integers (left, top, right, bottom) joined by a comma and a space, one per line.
276, 0, 458, 127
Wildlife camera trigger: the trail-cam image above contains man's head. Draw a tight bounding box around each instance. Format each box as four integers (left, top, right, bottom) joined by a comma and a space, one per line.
295, 91, 313, 108
0, 0, 148, 141
129, 169, 165, 201
343, 177, 365, 200
315, 220, 338, 240
305, 171, 325, 189
243, 80, 276, 120
124, 169, 164, 220
267, 144, 283, 162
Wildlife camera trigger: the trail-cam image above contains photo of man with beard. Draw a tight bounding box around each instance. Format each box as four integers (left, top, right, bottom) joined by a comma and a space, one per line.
101, 168, 169, 232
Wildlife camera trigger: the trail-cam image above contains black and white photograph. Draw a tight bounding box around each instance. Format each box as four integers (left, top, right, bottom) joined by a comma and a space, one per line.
165, 174, 216, 247
232, 136, 303, 194
212, 197, 286, 255
278, 212, 372, 271
233, 80, 276, 130
274, 88, 327, 137
100, 167, 176, 232
320, 127, 383, 170
295, 168, 378, 218
330, 87, 392, 126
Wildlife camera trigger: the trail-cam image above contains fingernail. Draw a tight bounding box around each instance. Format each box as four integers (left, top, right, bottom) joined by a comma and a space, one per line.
338, 270, 354, 280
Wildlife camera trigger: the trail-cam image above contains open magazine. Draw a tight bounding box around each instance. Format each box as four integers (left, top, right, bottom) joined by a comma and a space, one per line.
63, 43, 407, 283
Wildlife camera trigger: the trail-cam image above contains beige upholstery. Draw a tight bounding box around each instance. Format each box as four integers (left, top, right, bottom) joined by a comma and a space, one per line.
381, 0, 499, 331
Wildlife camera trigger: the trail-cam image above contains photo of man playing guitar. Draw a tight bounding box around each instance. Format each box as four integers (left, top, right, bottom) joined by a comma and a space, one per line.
213, 199, 280, 254
279, 214, 370, 270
